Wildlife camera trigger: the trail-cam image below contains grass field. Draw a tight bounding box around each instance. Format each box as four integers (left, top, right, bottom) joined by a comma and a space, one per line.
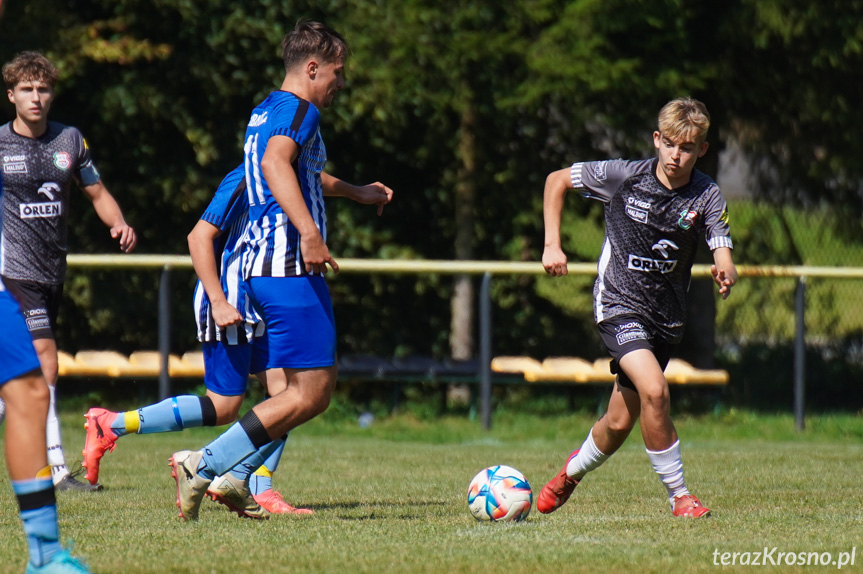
1, 405, 862, 573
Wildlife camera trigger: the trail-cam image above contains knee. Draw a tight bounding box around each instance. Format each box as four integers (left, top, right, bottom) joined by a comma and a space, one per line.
305, 392, 331, 418
209, 395, 243, 426
8, 374, 50, 412
640, 384, 670, 413
605, 410, 635, 435
30, 378, 51, 407
214, 407, 241, 427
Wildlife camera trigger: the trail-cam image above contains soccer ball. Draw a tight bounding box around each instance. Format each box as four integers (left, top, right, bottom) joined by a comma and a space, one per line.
467, 465, 533, 522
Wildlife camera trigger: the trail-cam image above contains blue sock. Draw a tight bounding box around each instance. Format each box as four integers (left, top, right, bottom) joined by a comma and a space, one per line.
249, 436, 287, 496
135, 396, 204, 434
13, 478, 61, 567
229, 438, 285, 482
199, 411, 271, 479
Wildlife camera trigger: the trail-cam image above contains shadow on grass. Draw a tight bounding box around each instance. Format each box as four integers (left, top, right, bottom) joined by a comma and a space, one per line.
310, 499, 448, 520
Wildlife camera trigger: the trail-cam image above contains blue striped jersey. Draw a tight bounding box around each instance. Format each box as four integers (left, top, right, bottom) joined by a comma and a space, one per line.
192, 165, 264, 345
243, 91, 327, 278
571, 158, 733, 343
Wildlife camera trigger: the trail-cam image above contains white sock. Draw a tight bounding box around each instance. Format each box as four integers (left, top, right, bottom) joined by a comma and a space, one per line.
565, 427, 610, 480
46, 386, 69, 483
646, 439, 689, 509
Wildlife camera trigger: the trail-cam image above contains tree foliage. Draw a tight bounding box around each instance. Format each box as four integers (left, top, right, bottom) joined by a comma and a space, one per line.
0, 0, 859, 358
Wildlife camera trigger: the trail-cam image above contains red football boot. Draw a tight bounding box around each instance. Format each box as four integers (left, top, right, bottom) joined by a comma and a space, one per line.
536, 449, 580, 514
82, 407, 119, 485
672, 494, 711, 518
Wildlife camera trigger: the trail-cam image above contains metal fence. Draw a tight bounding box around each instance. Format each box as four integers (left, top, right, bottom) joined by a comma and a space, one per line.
65, 255, 863, 430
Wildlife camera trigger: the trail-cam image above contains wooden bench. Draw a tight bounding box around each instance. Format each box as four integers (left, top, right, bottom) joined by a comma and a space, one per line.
58, 350, 206, 378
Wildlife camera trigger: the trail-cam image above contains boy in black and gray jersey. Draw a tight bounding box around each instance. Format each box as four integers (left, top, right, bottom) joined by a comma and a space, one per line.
537, 98, 737, 518
0, 52, 137, 492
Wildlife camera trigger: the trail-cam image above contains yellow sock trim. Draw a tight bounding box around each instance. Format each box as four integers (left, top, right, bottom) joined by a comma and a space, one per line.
253, 465, 273, 478
124, 410, 140, 434
35, 466, 51, 480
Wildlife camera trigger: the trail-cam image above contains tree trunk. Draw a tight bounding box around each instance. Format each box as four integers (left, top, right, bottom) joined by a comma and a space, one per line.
451, 96, 476, 360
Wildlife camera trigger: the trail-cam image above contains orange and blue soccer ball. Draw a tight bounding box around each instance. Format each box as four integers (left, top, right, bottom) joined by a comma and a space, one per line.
467, 465, 533, 522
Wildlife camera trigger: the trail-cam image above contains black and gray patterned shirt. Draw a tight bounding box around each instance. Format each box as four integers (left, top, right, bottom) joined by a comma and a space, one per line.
572, 158, 733, 343
0, 121, 101, 284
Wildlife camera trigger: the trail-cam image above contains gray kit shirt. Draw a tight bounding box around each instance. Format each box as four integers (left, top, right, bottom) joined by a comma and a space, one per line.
571, 158, 733, 343
0, 121, 101, 284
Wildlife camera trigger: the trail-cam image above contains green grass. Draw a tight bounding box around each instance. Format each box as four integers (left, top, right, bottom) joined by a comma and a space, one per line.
2, 407, 862, 573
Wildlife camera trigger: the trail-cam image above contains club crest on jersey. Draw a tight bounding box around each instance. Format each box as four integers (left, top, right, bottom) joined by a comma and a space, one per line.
678, 209, 698, 230
53, 152, 71, 170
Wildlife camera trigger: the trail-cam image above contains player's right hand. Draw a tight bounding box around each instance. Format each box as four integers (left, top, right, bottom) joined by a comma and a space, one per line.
211, 299, 242, 328
301, 233, 339, 275
542, 246, 568, 277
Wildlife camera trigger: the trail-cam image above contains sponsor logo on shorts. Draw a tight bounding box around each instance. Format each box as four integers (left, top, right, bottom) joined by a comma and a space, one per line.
615, 322, 648, 345
53, 151, 72, 170
20, 202, 62, 219
628, 254, 677, 273
26, 316, 51, 331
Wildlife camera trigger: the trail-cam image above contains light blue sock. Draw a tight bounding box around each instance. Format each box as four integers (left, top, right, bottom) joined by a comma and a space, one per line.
199, 424, 257, 480
135, 396, 204, 434
13, 478, 61, 567
229, 438, 285, 482
249, 436, 287, 496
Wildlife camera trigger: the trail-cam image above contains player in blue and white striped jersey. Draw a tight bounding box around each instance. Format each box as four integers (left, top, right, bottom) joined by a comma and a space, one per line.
537, 98, 737, 519
169, 21, 393, 521
82, 166, 311, 516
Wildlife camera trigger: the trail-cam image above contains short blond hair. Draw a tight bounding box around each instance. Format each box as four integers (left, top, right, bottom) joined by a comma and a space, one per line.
2, 51, 59, 89
657, 97, 710, 144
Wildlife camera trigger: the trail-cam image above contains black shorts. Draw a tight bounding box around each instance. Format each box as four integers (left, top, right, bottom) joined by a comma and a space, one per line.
0, 276, 62, 340
596, 314, 673, 392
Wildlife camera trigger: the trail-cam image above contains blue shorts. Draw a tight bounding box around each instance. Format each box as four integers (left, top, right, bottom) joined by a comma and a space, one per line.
0, 290, 42, 386
202, 334, 269, 396
247, 276, 336, 370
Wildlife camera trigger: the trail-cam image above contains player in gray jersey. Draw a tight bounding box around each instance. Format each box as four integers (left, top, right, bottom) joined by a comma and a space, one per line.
1, 52, 137, 492
537, 98, 737, 518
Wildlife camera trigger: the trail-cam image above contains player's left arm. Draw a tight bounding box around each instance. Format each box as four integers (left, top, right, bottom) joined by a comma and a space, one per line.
711, 247, 737, 300
321, 172, 393, 216
81, 181, 137, 253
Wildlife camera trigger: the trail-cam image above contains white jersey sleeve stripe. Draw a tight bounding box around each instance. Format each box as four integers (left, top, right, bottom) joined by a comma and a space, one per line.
708, 236, 734, 250
570, 163, 584, 188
